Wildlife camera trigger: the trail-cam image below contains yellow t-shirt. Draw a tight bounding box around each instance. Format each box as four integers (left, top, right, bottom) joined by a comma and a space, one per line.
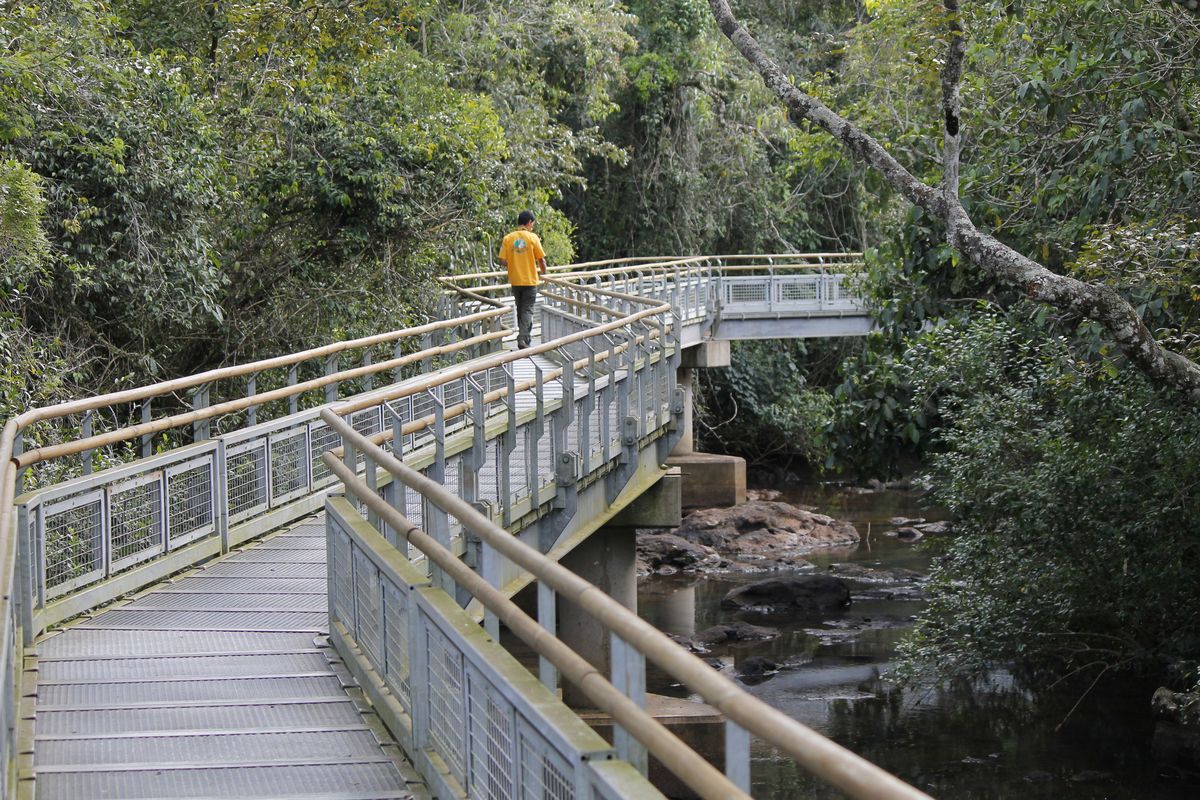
499, 230, 545, 286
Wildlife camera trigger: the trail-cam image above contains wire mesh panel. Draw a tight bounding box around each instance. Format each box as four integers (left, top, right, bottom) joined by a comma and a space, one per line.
506, 429, 530, 507
519, 717, 576, 800
724, 278, 769, 308
425, 619, 468, 787
165, 457, 215, 548
352, 547, 383, 673
42, 491, 105, 598
467, 673, 518, 800
267, 427, 310, 505
109, 473, 164, 571
777, 275, 821, 305
382, 581, 411, 711
225, 439, 269, 523
329, 519, 356, 633
349, 407, 382, 442
307, 420, 341, 489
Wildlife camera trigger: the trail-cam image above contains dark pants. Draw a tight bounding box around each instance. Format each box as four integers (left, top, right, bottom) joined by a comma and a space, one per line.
513, 285, 537, 349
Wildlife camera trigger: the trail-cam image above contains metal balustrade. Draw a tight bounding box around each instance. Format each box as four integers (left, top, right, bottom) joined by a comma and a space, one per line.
320, 394, 929, 800
0, 253, 887, 800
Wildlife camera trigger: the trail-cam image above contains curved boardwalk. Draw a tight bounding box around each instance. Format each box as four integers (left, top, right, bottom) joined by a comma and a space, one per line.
29, 519, 423, 800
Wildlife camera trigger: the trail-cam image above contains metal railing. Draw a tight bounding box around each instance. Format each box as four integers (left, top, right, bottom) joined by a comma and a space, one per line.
0, 253, 871, 799
320, 396, 929, 800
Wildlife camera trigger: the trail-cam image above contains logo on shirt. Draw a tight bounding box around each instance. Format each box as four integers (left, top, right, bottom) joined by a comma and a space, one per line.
514, 238, 528, 253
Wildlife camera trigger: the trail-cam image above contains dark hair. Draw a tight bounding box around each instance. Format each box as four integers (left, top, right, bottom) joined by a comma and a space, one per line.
517, 210, 535, 226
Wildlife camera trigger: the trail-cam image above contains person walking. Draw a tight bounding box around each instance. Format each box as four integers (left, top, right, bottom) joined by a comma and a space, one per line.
497, 210, 547, 350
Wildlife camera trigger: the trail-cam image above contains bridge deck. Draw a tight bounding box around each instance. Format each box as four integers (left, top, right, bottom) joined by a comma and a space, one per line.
29, 519, 422, 800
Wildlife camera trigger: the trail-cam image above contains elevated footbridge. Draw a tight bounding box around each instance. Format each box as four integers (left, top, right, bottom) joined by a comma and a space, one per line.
0, 255, 926, 800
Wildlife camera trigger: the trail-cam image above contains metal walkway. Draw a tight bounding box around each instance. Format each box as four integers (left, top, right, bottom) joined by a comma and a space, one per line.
2, 254, 917, 800
29, 518, 422, 800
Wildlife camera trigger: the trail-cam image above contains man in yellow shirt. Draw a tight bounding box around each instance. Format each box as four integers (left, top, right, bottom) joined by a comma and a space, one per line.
497, 210, 547, 349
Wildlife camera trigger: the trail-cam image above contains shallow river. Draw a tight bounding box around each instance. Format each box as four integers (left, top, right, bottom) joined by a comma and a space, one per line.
637, 485, 1200, 799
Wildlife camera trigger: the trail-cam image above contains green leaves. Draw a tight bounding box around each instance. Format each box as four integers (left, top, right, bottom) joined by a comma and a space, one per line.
895, 310, 1200, 686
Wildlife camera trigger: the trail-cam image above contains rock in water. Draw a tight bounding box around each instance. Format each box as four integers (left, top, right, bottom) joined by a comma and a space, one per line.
720, 574, 851, 613
694, 621, 780, 645
635, 533, 723, 575
674, 500, 859, 564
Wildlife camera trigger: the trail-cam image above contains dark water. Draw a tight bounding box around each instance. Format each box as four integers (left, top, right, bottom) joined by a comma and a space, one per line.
638, 485, 1200, 799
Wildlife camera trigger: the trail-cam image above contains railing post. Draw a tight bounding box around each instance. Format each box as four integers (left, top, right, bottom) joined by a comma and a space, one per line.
537, 581, 558, 692
581, 342, 597, 476
461, 378, 486, 508
725, 721, 751, 792
611, 634, 648, 775
140, 400, 153, 457
501, 365, 517, 526
287, 365, 299, 415
552, 370, 574, 485
13, 432, 25, 493
80, 410, 94, 475
361, 349, 374, 392
364, 436, 381, 533
600, 335, 615, 465
635, 325, 649, 431
16, 503, 37, 646
529, 363, 544, 506
215, 440, 230, 554
392, 340, 405, 384
245, 373, 257, 428
423, 388, 453, 595
382, 399, 407, 551
324, 354, 339, 404
191, 386, 211, 443
478, 505, 501, 641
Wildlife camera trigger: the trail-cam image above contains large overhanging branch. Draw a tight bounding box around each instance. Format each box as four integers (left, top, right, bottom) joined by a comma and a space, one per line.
708, 0, 1200, 401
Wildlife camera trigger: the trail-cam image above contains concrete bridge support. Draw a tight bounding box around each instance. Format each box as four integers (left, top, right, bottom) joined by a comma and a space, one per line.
667, 340, 746, 509
558, 470, 681, 707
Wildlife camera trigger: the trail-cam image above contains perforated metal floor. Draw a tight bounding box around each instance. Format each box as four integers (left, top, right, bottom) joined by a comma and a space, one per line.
31, 519, 421, 799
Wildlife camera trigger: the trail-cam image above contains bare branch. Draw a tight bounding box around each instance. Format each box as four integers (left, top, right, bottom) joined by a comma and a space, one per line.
940, 0, 965, 203
707, 0, 1200, 401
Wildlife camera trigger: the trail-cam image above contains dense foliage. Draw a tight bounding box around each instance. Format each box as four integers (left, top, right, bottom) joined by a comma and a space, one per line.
896, 312, 1200, 686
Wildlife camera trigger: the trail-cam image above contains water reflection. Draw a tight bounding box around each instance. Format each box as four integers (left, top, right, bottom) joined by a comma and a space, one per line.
639, 486, 1200, 799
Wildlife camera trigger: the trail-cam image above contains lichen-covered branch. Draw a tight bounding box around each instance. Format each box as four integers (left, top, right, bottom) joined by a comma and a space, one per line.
707, 0, 1200, 400
940, 0, 965, 204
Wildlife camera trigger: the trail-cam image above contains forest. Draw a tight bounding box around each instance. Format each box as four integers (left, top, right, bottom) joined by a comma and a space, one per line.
2, 0, 1199, 715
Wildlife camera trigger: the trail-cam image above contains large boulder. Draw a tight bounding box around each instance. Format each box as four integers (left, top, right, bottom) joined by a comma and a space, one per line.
674, 501, 860, 564
1152, 687, 1200, 772
721, 575, 851, 613
636, 533, 723, 575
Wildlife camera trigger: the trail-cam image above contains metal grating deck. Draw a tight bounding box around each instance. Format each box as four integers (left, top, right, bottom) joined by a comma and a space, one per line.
29, 516, 421, 799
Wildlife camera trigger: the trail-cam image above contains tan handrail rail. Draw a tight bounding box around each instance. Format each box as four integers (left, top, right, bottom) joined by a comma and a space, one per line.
321, 410, 931, 800
6, 308, 507, 433
13, 329, 508, 469
338, 320, 664, 450
335, 298, 672, 416
438, 252, 865, 284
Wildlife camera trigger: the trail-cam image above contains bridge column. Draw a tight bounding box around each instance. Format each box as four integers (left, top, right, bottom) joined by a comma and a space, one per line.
558, 471, 680, 708
668, 341, 746, 509
558, 524, 637, 708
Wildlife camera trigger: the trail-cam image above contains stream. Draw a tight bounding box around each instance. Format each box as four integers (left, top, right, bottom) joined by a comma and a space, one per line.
637, 485, 1200, 799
